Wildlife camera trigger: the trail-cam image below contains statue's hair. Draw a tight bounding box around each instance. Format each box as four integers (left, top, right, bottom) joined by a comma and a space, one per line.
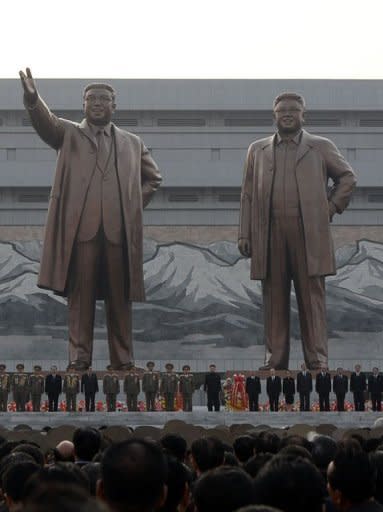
83, 83, 116, 100
273, 92, 306, 110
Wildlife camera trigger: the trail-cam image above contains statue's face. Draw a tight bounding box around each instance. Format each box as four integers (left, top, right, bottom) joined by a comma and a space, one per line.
273, 98, 305, 134
83, 87, 115, 126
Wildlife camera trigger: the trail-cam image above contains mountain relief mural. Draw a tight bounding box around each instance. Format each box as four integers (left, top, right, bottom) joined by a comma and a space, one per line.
0, 239, 382, 353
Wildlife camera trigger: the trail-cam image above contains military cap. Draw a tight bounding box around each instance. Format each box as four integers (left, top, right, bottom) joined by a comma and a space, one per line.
165, 363, 174, 370
34, 365, 42, 371
182, 365, 191, 371
146, 361, 155, 368
0, 364, 6, 370
106, 364, 113, 371
16, 363, 24, 370
67, 363, 75, 370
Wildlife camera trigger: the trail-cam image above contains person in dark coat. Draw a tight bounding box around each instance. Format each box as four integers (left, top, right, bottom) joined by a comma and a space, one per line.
350, 364, 367, 411
368, 367, 383, 412
204, 364, 222, 412
245, 373, 261, 411
45, 365, 63, 412
282, 370, 295, 411
333, 367, 348, 412
266, 369, 281, 412
296, 363, 313, 411
81, 367, 99, 412
316, 367, 331, 411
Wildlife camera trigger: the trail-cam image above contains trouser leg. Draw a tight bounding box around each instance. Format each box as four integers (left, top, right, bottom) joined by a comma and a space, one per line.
104, 241, 133, 369
263, 218, 291, 369
68, 239, 99, 367
288, 217, 327, 369
90, 393, 95, 411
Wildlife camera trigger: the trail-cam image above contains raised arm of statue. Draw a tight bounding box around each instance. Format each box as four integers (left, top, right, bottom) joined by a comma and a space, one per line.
19, 67, 65, 151
19, 67, 38, 106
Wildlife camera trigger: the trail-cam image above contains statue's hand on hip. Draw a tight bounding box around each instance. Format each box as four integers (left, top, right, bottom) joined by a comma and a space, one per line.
238, 238, 251, 257
19, 67, 38, 104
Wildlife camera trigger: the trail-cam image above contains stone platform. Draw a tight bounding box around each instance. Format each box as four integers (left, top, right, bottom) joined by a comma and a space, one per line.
1, 409, 383, 430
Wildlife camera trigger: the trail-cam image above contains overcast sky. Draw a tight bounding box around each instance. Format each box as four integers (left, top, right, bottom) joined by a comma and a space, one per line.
3, 0, 383, 79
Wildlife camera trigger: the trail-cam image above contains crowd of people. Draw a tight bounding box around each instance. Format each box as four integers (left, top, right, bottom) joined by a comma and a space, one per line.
0, 423, 383, 511
0, 361, 381, 413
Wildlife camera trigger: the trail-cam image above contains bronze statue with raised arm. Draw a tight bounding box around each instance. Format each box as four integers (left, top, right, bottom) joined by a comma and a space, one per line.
239, 92, 356, 370
19, 68, 162, 371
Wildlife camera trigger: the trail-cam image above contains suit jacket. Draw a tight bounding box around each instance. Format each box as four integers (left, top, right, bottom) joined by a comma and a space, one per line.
204, 373, 222, 394
45, 374, 62, 395
333, 374, 348, 394
283, 377, 295, 396
266, 376, 281, 396
316, 372, 331, 394
239, 130, 356, 279
81, 373, 99, 394
368, 374, 383, 394
297, 372, 313, 393
350, 373, 367, 393
24, 95, 162, 300
245, 376, 261, 395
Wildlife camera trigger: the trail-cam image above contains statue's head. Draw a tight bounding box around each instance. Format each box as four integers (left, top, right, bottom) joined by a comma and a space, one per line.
83, 83, 116, 126
273, 92, 305, 134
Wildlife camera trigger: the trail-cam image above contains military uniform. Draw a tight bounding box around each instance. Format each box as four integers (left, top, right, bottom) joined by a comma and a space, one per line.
0, 365, 10, 412
29, 365, 45, 412
103, 366, 120, 412
142, 362, 159, 412
179, 366, 194, 412
124, 368, 140, 411
161, 364, 178, 412
63, 367, 80, 412
12, 364, 30, 412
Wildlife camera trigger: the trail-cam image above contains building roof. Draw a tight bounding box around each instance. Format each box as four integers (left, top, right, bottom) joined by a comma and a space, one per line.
4, 79, 383, 111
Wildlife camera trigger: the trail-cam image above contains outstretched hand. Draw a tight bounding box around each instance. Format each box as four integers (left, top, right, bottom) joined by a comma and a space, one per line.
19, 67, 37, 102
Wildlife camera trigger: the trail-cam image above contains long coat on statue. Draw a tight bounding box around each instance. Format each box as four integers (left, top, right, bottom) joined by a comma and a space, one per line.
26, 96, 162, 301
239, 129, 356, 279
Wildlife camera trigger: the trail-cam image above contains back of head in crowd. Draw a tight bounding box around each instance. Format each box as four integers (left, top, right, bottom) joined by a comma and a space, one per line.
370, 451, 383, 505
23, 483, 108, 512
193, 466, 255, 512
23, 463, 90, 499
12, 443, 45, 467
311, 435, 337, 477
73, 427, 101, 463
253, 432, 280, 455
236, 507, 283, 512
160, 434, 187, 462
191, 437, 225, 475
253, 455, 326, 512
233, 436, 255, 464
98, 438, 168, 512
243, 453, 274, 479
81, 462, 101, 496
327, 439, 377, 511
159, 455, 192, 512
3, 461, 39, 511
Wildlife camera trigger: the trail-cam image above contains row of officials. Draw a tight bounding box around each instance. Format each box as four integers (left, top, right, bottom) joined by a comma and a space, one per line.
0, 361, 197, 412
0, 361, 381, 413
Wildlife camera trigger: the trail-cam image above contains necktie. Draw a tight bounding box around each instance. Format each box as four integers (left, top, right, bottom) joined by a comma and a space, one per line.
96, 130, 109, 172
